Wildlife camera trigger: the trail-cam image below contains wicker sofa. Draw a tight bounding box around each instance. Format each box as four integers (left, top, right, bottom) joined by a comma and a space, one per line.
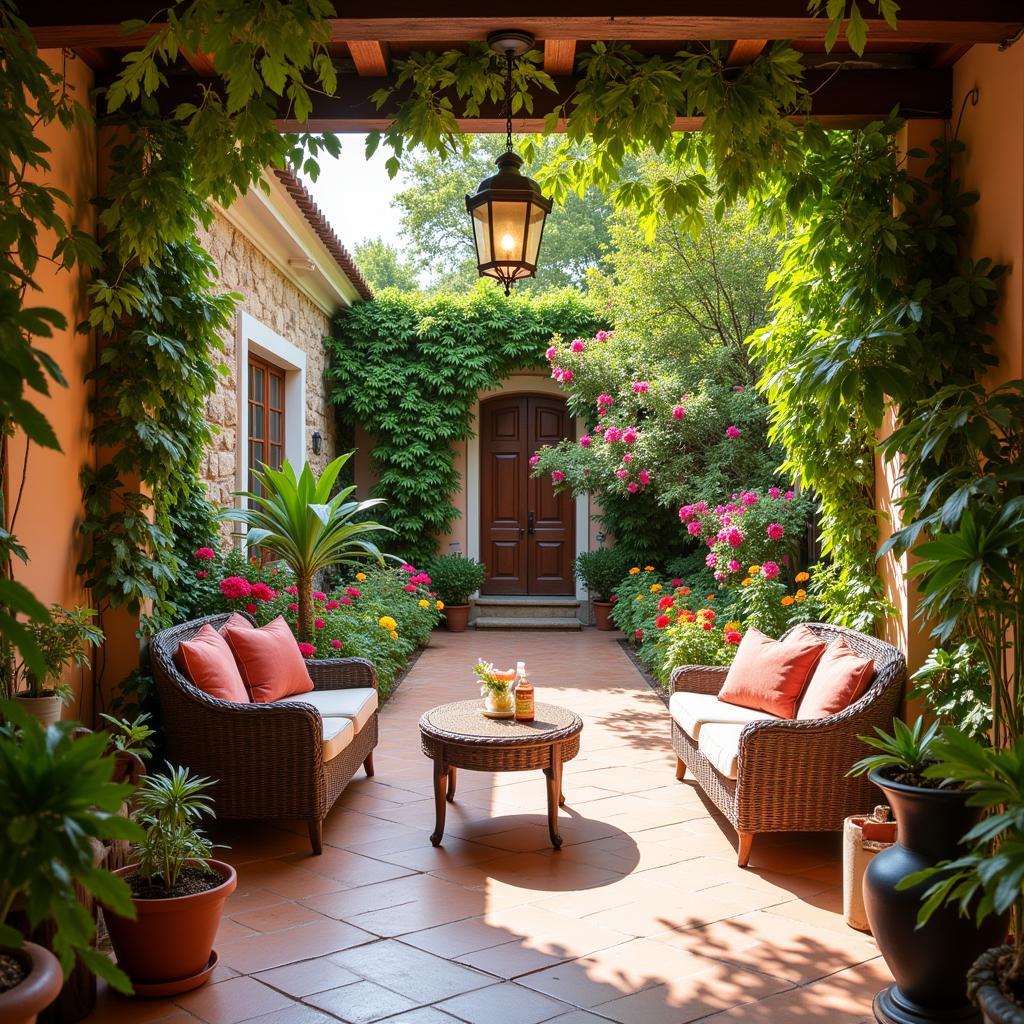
670, 622, 905, 867
151, 612, 379, 855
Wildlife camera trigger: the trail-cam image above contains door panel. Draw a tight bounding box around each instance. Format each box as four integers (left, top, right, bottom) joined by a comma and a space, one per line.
480, 395, 575, 596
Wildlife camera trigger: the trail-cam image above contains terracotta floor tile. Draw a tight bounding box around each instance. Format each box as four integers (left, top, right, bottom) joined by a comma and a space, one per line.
283, 847, 417, 889
256, 956, 362, 997
401, 916, 521, 959
305, 980, 418, 1023
217, 919, 375, 974
89, 987, 197, 1024
437, 982, 571, 1024
242, 1008, 335, 1024
231, 902, 326, 933
375, 1009, 464, 1024
173, 976, 294, 1023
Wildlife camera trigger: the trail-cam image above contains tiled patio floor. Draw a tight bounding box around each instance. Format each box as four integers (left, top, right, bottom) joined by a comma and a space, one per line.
90, 629, 889, 1024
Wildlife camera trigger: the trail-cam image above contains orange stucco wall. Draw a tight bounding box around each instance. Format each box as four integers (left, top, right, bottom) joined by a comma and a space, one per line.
8, 51, 98, 721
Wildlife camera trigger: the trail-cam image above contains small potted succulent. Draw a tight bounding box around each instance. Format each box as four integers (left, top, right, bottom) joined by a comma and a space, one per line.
426, 555, 486, 632
848, 718, 1006, 1022
0, 701, 142, 1023
574, 549, 630, 629
6, 605, 102, 726
104, 766, 236, 995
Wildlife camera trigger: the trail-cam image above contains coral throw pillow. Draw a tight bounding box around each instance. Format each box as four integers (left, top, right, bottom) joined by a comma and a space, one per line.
797, 638, 875, 720
223, 615, 314, 703
718, 625, 827, 719
177, 624, 251, 703
219, 612, 255, 634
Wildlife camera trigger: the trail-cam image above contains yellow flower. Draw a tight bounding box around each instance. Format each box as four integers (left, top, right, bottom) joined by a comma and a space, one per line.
377, 615, 397, 631
418, 599, 430, 608
781, 595, 795, 607
649, 583, 662, 593
643, 565, 655, 572
741, 578, 753, 587
355, 572, 367, 582
724, 621, 740, 632
389, 630, 399, 639
795, 571, 810, 583
435, 600, 444, 611
629, 567, 641, 575
748, 565, 761, 575
635, 594, 644, 602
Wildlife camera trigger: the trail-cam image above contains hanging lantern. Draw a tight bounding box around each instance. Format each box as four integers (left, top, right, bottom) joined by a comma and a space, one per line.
466, 31, 552, 295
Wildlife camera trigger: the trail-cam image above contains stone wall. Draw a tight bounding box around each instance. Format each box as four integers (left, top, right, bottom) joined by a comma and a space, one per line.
195, 212, 339, 520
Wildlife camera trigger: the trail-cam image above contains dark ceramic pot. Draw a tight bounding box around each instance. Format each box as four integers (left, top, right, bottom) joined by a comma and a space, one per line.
592, 601, 614, 631
969, 947, 1024, 1024
865, 769, 1008, 1024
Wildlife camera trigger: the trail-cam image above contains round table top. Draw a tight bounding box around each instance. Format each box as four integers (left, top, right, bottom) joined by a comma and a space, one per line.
419, 700, 583, 746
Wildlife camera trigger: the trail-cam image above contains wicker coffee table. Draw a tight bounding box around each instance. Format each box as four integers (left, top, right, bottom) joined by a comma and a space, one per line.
419, 700, 583, 849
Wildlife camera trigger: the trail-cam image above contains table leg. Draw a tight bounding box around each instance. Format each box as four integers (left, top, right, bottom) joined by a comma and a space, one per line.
545, 743, 564, 849
446, 765, 457, 803
431, 758, 448, 847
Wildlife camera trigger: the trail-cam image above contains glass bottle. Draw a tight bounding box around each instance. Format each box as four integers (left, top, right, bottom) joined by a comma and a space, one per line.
514, 661, 534, 722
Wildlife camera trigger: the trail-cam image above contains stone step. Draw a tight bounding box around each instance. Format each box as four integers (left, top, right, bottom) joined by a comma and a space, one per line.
473, 596, 581, 620
474, 616, 584, 631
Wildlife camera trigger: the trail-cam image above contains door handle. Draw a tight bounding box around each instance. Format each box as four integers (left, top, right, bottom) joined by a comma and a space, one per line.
518, 527, 525, 539
527, 511, 535, 535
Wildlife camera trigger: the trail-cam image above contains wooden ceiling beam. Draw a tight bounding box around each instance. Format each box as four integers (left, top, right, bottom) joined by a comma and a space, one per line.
726, 39, 768, 65
544, 38, 576, 75
348, 40, 391, 75
929, 42, 973, 67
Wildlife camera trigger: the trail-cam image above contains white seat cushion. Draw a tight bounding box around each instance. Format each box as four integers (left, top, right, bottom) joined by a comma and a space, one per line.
275, 688, 378, 731
322, 716, 355, 761
697, 722, 746, 780
669, 691, 776, 741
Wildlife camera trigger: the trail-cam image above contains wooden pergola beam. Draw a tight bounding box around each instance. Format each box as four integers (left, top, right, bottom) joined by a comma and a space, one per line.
727, 39, 768, 65
348, 40, 390, 76
544, 39, 576, 75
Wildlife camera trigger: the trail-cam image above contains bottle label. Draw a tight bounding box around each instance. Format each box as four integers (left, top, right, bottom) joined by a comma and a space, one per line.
515, 690, 534, 720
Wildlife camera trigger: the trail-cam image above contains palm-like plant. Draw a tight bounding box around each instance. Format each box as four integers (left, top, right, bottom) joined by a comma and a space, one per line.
224, 454, 392, 641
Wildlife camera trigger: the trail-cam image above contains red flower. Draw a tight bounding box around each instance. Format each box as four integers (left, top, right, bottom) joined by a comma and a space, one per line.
195, 547, 215, 561
634, 629, 644, 640
330, 639, 343, 649
196, 570, 208, 579
340, 596, 352, 605
347, 587, 361, 598
404, 584, 417, 592
288, 603, 299, 612
655, 614, 671, 629
725, 630, 742, 645
245, 602, 258, 614
315, 618, 325, 629
285, 585, 298, 595
325, 600, 340, 611
297, 642, 316, 658
313, 591, 327, 601
219, 576, 252, 601
701, 622, 713, 631
657, 596, 674, 611
251, 582, 273, 602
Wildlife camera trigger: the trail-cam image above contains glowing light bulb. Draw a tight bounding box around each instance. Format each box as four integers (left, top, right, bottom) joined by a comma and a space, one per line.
500, 233, 516, 252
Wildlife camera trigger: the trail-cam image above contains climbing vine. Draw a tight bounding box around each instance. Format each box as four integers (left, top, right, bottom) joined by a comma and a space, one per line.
325, 288, 605, 562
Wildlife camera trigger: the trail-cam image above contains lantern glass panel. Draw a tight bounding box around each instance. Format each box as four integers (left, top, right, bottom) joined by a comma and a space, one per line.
525, 200, 546, 267
470, 203, 492, 265
489, 200, 529, 264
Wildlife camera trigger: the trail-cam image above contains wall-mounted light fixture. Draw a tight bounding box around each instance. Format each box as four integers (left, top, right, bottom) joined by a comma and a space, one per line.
311, 430, 322, 455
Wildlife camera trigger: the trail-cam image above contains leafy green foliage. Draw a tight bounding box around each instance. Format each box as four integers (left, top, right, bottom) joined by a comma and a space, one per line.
325, 287, 604, 562
574, 548, 632, 602
99, 712, 157, 762
0, 703, 143, 992
910, 644, 992, 745
425, 555, 486, 607
353, 238, 420, 293
806, 0, 901, 55
848, 717, 940, 778
222, 455, 392, 640
7, 605, 103, 701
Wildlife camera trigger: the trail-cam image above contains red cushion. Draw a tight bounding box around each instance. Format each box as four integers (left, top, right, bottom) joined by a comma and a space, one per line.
223, 616, 314, 703
219, 612, 255, 634
177, 624, 251, 703
718, 625, 827, 719
797, 637, 874, 719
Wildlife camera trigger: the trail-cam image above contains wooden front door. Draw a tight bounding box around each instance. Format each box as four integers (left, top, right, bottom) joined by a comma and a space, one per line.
480, 395, 575, 595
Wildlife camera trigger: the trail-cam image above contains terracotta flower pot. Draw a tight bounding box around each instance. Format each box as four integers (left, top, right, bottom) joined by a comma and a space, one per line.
864, 770, 1008, 1024
105, 860, 236, 992
0, 943, 63, 1024
13, 695, 61, 728
444, 604, 470, 632
970, 947, 1024, 1024
592, 601, 615, 630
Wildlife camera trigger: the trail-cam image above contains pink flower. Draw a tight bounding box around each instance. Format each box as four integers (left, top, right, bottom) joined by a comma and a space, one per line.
196, 570, 208, 579
734, 385, 745, 392
596, 330, 609, 342
672, 578, 683, 587
616, 469, 629, 480
634, 628, 644, 640
558, 368, 574, 384
632, 380, 650, 394
672, 406, 686, 420
546, 346, 558, 361
726, 425, 742, 439
245, 602, 258, 614
325, 600, 340, 610
579, 435, 592, 448
551, 470, 565, 484
678, 504, 695, 522
401, 563, 415, 573
404, 584, 417, 592
195, 547, 215, 561
768, 486, 781, 499
288, 602, 299, 612
706, 552, 718, 568
340, 596, 353, 605
315, 618, 325, 629
312, 591, 326, 601
622, 426, 638, 444
594, 424, 606, 434
740, 491, 758, 506
714, 571, 727, 581
726, 527, 745, 549
604, 426, 622, 443
251, 582, 274, 602
297, 642, 316, 658
638, 470, 651, 485
529, 455, 540, 467
687, 521, 702, 535
622, 454, 632, 464
330, 639, 343, 649
596, 393, 614, 408
728, 559, 740, 572
219, 576, 252, 601
767, 522, 784, 540
627, 482, 639, 493
285, 585, 298, 595
347, 587, 361, 597
570, 338, 586, 353
762, 561, 781, 579
784, 490, 795, 500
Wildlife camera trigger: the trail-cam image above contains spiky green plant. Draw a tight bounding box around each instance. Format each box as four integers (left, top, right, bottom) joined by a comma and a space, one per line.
848, 717, 942, 780
223, 454, 392, 641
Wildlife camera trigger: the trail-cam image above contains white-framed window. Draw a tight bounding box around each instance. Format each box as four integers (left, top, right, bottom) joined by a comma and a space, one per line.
237, 312, 306, 501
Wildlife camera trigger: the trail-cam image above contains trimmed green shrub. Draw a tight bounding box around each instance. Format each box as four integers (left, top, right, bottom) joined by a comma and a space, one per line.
574, 548, 630, 602
426, 554, 486, 606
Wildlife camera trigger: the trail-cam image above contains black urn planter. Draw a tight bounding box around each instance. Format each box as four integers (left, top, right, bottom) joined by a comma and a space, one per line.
864, 769, 1008, 1024
969, 947, 1024, 1024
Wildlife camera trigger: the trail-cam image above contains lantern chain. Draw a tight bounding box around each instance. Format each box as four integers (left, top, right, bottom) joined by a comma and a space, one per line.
504, 48, 514, 153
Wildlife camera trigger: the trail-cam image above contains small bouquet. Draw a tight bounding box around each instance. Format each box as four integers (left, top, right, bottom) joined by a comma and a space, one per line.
473, 659, 516, 716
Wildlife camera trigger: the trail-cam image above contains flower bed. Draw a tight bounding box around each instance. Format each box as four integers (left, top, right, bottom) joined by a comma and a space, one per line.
178, 549, 442, 698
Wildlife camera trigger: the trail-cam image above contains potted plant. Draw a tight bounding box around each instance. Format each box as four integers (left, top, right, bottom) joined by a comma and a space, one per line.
849, 718, 1007, 1023
0, 701, 142, 1023
104, 765, 236, 995
426, 555, 486, 632
473, 660, 515, 716
5, 606, 102, 726
574, 549, 629, 629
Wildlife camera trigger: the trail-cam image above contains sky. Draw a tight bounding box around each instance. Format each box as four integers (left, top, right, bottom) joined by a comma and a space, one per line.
300, 134, 409, 253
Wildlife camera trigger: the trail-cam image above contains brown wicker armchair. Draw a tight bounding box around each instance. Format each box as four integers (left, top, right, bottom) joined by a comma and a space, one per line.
151, 612, 379, 855
670, 622, 905, 867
